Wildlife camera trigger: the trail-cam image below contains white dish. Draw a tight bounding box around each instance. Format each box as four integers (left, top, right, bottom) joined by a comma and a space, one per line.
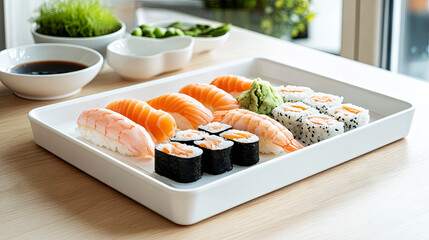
135, 21, 230, 53
31, 22, 126, 56
28, 57, 414, 225
107, 37, 193, 81
0, 43, 103, 100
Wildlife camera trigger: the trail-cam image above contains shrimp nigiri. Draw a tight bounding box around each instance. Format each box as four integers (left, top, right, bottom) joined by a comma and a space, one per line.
147, 93, 214, 130
213, 109, 303, 154
179, 83, 240, 112
77, 108, 155, 158
210, 75, 253, 98
107, 99, 176, 143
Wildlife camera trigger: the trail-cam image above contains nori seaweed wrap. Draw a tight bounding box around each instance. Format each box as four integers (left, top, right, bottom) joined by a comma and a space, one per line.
155, 142, 203, 183
220, 129, 259, 166
194, 135, 234, 175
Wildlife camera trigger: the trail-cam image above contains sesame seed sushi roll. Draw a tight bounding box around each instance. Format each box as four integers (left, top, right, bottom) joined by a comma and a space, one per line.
155, 142, 203, 183
327, 103, 370, 131
303, 92, 343, 114
220, 129, 259, 166
198, 122, 232, 136
301, 114, 344, 146
170, 129, 208, 145
194, 135, 234, 175
272, 102, 319, 140
276, 85, 314, 102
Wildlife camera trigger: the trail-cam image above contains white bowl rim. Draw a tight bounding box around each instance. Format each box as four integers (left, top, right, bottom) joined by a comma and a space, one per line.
31, 21, 126, 41
0, 43, 103, 77
107, 36, 194, 59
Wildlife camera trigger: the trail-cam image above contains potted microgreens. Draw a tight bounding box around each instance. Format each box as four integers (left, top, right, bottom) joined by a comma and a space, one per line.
31, 0, 125, 55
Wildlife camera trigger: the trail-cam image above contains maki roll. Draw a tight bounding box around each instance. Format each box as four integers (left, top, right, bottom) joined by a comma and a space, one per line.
194, 135, 234, 175
301, 114, 344, 146
276, 85, 314, 102
155, 142, 203, 183
220, 129, 259, 166
303, 92, 343, 114
327, 103, 370, 131
170, 129, 208, 145
198, 122, 232, 135
272, 102, 319, 140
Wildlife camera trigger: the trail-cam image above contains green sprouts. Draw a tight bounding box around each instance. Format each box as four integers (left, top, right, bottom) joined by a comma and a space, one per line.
33, 0, 121, 37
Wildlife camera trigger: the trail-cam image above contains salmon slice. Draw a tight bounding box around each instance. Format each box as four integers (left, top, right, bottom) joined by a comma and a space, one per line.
179, 83, 240, 112
210, 75, 253, 98
147, 93, 214, 130
161, 142, 194, 156
107, 99, 176, 143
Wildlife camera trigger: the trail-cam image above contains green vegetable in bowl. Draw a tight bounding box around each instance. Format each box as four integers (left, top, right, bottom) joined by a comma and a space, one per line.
33, 0, 121, 37
130, 22, 231, 39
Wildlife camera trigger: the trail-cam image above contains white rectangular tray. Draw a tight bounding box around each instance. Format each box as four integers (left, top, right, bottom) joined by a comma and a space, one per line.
28, 57, 415, 225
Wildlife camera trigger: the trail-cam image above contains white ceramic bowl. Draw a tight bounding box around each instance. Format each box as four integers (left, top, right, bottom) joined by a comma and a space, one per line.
107, 37, 194, 81
0, 43, 103, 100
133, 21, 230, 53
31, 21, 125, 56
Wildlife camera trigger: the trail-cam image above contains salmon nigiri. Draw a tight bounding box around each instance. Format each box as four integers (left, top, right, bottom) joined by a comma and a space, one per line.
179, 83, 240, 112
213, 109, 303, 154
107, 99, 176, 143
210, 75, 253, 98
77, 108, 155, 158
147, 93, 214, 130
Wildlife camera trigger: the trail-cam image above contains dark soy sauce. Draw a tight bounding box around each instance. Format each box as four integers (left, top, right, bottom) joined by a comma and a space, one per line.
11, 61, 88, 75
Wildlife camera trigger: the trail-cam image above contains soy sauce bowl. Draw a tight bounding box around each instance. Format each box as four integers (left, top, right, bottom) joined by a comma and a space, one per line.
0, 43, 103, 100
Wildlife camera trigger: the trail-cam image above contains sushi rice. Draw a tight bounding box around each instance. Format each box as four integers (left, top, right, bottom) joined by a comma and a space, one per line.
198, 122, 232, 135
303, 92, 343, 114
301, 114, 344, 146
272, 101, 319, 140
170, 129, 208, 145
276, 85, 314, 102
327, 103, 370, 131
77, 127, 137, 156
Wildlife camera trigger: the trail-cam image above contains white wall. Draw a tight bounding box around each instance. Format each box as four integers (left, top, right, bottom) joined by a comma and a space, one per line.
4, 0, 44, 48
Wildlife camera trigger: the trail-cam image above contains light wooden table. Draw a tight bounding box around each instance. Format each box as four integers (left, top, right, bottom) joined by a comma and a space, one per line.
1, 27, 429, 239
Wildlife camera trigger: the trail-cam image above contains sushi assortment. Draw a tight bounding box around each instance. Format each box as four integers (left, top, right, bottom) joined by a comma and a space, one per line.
75, 74, 370, 183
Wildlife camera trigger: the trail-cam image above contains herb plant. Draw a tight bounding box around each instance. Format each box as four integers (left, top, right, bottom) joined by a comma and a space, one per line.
33, 0, 121, 37
261, 0, 315, 38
